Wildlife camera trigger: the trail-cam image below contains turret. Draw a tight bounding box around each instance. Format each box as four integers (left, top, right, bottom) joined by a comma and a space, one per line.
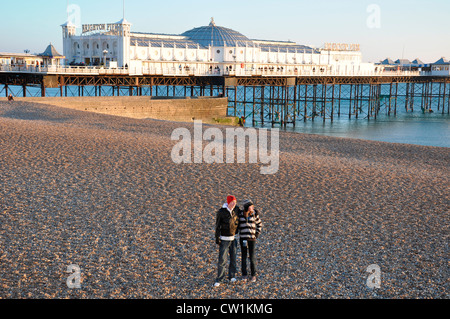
115, 18, 132, 37
61, 21, 76, 65
115, 18, 132, 68
61, 21, 76, 38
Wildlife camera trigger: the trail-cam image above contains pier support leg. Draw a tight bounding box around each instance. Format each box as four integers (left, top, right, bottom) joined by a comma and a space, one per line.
252, 86, 256, 126
322, 84, 326, 123
388, 83, 392, 116
243, 85, 247, 120
261, 86, 265, 125
437, 83, 442, 113
234, 86, 237, 117
304, 85, 308, 122
405, 83, 410, 112
375, 84, 380, 120
338, 84, 341, 117
394, 83, 398, 116
349, 84, 353, 119
443, 82, 448, 114
446, 82, 450, 114
293, 85, 298, 126
330, 84, 335, 122
311, 84, 317, 122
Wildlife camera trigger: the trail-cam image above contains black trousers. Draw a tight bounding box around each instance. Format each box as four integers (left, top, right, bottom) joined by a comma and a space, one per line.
239, 239, 257, 277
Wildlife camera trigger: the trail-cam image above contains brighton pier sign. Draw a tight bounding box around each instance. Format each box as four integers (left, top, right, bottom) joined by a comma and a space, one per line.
82, 23, 123, 35
324, 43, 360, 52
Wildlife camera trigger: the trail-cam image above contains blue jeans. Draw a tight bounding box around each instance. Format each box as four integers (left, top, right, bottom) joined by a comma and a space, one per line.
216, 239, 237, 283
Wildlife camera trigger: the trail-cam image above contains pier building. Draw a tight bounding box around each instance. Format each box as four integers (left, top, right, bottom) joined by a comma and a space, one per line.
0, 52, 42, 68
430, 58, 450, 76
0, 44, 64, 69
62, 17, 377, 77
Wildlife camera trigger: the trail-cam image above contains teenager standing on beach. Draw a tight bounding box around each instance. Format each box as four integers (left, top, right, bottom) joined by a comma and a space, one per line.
214, 195, 240, 287
238, 200, 262, 283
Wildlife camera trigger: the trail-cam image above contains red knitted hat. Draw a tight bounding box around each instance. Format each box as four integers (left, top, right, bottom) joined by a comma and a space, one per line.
227, 196, 237, 205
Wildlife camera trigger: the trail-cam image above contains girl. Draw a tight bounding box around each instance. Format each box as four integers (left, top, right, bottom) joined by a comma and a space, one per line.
238, 200, 262, 283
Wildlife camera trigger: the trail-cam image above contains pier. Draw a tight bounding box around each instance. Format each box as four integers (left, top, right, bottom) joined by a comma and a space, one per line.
1, 71, 449, 127
2, 17, 449, 127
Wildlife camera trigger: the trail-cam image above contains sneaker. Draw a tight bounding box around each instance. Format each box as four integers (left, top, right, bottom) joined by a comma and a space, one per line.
249, 276, 256, 283
230, 278, 237, 283
213, 282, 221, 287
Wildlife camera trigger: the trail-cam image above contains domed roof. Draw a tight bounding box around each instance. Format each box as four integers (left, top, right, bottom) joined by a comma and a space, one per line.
182, 18, 253, 47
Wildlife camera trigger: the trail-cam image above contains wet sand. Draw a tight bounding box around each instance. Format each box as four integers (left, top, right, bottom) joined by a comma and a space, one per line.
0, 101, 448, 299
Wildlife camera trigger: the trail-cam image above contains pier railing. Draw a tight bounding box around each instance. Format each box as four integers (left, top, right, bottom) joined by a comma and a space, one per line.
226, 69, 421, 77
0, 65, 129, 75
0, 64, 421, 77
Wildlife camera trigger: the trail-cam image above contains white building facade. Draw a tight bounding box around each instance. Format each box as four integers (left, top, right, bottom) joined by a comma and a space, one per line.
430, 57, 450, 76
62, 18, 377, 76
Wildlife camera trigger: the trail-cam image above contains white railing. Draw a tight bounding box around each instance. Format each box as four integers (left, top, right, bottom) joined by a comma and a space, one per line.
377, 70, 421, 77
0, 64, 422, 77
140, 66, 219, 77
0, 65, 129, 75
224, 69, 421, 77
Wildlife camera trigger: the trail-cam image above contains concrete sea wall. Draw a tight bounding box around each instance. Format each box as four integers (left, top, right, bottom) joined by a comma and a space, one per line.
0, 96, 233, 124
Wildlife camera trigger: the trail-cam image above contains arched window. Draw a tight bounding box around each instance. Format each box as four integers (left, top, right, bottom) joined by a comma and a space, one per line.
73, 42, 79, 54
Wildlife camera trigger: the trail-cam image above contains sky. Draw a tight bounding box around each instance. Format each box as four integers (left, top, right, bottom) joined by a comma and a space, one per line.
0, 0, 449, 63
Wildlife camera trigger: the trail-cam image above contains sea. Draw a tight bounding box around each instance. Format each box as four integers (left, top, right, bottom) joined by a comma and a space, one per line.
2, 84, 449, 148
232, 84, 450, 148
261, 112, 450, 148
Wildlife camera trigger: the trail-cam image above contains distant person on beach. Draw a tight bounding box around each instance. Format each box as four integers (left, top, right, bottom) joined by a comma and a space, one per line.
214, 195, 240, 287
7, 94, 14, 101
238, 200, 262, 283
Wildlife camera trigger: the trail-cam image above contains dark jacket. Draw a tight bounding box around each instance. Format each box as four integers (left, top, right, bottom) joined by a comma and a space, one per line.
215, 204, 240, 243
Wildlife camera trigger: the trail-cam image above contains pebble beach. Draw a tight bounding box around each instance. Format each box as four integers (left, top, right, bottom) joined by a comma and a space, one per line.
0, 101, 448, 299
